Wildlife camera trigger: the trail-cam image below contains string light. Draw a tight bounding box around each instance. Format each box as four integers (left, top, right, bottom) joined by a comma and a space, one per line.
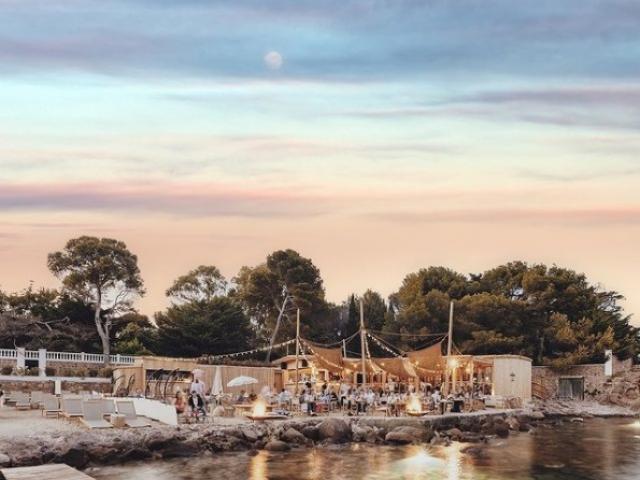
207, 338, 296, 361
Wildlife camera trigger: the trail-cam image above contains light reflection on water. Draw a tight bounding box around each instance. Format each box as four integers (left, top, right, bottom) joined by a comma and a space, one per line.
91, 418, 640, 480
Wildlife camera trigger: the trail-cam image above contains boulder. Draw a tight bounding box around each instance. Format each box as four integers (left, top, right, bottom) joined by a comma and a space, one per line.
59, 448, 89, 469
161, 442, 200, 458
318, 418, 351, 443
351, 424, 374, 443
122, 448, 152, 462
528, 411, 545, 421
301, 425, 320, 441
264, 440, 290, 452
0, 453, 11, 467
241, 427, 260, 443
506, 417, 520, 431
281, 428, 306, 445
385, 426, 430, 444
495, 424, 510, 438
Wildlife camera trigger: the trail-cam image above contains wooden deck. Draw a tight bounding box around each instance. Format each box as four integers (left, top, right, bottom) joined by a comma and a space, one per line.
1, 464, 95, 480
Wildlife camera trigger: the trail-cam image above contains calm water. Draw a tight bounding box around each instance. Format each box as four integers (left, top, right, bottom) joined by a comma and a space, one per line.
91, 418, 640, 480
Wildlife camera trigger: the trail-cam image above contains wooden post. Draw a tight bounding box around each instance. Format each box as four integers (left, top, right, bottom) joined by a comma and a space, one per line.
342, 339, 347, 358
446, 300, 454, 395
360, 298, 366, 387
295, 308, 300, 395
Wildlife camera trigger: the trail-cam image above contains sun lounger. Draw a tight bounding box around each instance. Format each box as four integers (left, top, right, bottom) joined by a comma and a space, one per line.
61, 397, 84, 418
42, 395, 61, 418
101, 399, 116, 419
116, 400, 152, 428
14, 392, 30, 410
30, 391, 44, 408
81, 400, 113, 429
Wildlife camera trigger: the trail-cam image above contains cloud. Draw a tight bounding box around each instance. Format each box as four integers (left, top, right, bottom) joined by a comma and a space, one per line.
0, 181, 334, 218
368, 207, 640, 226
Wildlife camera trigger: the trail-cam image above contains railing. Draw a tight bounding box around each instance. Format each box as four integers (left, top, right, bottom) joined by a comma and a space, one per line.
0, 348, 17, 359
0, 348, 136, 365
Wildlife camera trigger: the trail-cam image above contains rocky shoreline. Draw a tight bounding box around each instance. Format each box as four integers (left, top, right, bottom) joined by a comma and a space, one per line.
0, 404, 636, 471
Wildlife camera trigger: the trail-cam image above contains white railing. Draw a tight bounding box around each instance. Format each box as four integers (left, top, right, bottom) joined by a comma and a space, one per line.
0, 348, 135, 365
0, 348, 17, 359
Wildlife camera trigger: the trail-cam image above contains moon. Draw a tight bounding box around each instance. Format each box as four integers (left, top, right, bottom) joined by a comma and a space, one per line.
264, 51, 283, 70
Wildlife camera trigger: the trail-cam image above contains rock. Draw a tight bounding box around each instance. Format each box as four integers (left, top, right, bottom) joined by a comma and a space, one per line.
281, 428, 306, 445
241, 427, 260, 443
0, 453, 11, 467
60, 448, 89, 469
445, 428, 462, 440
528, 411, 545, 421
519, 422, 531, 432
161, 442, 199, 458
301, 426, 320, 441
385, 426, 430, 444
569, 417, 584, 423
461, 445, 489, 459
506, 417, 520, 431
495, 425, 510, 438
317, 418, 351, 443
351, 424, 374, 442
122, 448, 152, 462
264, 440, 290, 452
458, 432, 483, 443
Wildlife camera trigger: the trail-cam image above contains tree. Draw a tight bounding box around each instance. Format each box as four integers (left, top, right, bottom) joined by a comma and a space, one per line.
48, 236, 144, 364
234, 249, 327, 347
154, 297, 253, 357
166, 265, 227, 304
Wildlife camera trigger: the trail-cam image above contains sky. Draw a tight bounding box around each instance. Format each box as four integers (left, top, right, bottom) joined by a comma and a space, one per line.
0, 0, 639, 321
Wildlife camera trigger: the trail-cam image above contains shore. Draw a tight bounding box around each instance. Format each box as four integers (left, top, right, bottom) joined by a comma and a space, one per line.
0, 402, 635, 470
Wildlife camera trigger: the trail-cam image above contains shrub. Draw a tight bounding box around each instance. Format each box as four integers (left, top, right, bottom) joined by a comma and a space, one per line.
45, 367, 57, 377
26, 367, 40, 376
88, 368, 99, 378
0, 366, 12, 375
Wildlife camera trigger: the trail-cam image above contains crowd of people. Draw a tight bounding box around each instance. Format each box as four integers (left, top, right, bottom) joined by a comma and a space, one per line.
170, 377, 490, 420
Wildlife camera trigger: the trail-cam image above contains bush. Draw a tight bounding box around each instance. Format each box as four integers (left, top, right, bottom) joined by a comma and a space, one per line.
45, 367, 57, 377
0, 366, 12, 375
99, 367, 113, 378
88, 368, 99, 378
26, 367, 40, 376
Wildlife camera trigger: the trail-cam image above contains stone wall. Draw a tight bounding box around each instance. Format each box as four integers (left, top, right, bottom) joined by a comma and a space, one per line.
532, 364, 606, 399
0, 377, 112, 394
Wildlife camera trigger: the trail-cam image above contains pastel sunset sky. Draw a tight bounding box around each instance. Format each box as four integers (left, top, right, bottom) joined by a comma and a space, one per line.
0, 1, 638, 321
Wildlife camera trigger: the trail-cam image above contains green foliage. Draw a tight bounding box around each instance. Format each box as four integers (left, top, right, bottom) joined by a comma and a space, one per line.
154, 297, 254, 357
385, 262, 638, 365
234, 249, 327, 344
47, 236, 145, 360
166, 265, 227, 303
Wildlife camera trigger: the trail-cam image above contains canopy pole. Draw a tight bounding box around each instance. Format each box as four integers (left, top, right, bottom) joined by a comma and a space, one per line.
295, 308, 300, 395
445, 300, 454, 395
360, 298, 366, 388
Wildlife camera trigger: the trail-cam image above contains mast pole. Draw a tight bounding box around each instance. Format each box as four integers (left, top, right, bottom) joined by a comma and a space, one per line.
360, 298, 366, 388
295, 308, 300, 395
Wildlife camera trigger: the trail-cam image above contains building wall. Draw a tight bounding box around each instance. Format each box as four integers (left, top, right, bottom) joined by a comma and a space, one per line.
0, 376, 112, 394
492, 357, 532, 400
532, 364, 606, 399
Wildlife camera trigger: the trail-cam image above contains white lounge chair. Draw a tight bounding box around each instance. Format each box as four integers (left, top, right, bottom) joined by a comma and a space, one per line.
116, 400, 152, 428
101, 399, 116, 419
30, 391, 44, 408
42, 395, 61, 418
81, 400, 113, 429
61, 397, 84, 418
14, 392, 30, 410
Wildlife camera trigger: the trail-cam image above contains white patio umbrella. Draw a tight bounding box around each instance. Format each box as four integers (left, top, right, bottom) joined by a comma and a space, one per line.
227, 375, 258, 388
211, 366, 224, 396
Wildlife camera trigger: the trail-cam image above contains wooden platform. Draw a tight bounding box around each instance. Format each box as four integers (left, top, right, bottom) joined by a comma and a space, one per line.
1, 464, 95, 480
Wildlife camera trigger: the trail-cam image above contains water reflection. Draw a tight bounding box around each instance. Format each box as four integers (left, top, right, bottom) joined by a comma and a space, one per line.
92, 418, 640, 480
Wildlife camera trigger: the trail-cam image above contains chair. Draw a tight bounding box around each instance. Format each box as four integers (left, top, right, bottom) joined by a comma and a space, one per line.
116, 400, 152, 428
101, 399, 117, 418
61, 397, 84, 418
42, 395, 61, 418
30, 391, 44, 408
81, 400, 113, 429
14, 392, 30, 410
